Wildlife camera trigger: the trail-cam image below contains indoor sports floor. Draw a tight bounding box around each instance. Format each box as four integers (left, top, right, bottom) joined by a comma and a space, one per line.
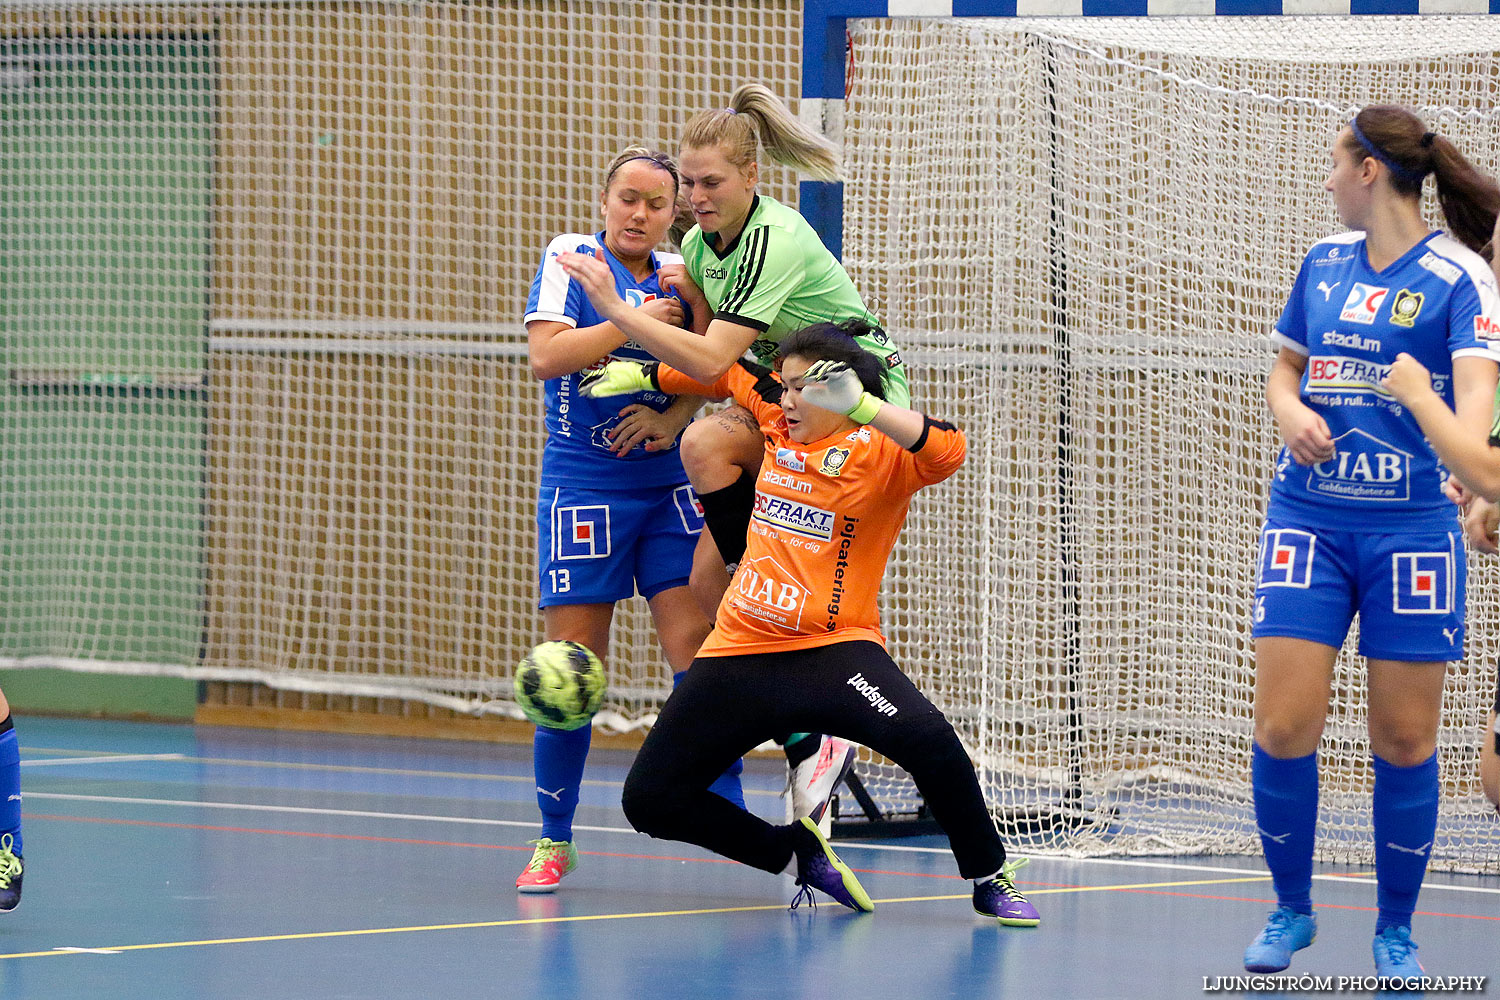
2, 717, 1495, 1000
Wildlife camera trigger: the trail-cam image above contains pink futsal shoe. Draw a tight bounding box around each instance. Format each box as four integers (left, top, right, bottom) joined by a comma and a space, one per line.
789, 736, 859, 834
515, 838, 578, 894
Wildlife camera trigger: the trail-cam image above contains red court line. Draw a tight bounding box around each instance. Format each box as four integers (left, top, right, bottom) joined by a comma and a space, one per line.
25, 812, 1497, 923
22, 812, 744, 866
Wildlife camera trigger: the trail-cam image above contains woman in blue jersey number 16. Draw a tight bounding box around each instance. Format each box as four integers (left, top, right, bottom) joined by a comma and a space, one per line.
517, 145, 739, 893
1246, 106, 1500, 979
557, 84, 902, 830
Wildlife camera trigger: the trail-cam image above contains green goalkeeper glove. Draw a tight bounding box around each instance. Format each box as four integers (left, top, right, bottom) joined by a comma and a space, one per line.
579, 360, 658, 398
799, 359, 883, 424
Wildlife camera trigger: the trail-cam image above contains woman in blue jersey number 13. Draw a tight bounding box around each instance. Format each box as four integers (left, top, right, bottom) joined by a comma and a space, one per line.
516, 146, 736, 893
557, 84, 902, 831
1245, 106, 1500, 979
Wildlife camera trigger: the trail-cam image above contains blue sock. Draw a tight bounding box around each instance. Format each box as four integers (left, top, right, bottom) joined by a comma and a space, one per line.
1372, 752, 1438, 933
533, 723, 591, 843
0, 718, 20, 856
674, 671, 745, 809
1252, 742, 1318, 915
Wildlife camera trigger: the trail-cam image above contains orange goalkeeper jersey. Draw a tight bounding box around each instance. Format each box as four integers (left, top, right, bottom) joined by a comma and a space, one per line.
656, 360, 966, 657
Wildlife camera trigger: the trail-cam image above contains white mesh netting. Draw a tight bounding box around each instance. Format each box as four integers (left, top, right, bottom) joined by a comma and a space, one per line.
2, 4, 1498, 868
843, 15, 1500, 868
0, 0, 800, 729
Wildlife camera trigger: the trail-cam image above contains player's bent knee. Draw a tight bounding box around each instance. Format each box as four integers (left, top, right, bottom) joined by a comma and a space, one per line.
621, 771, 683, 837
619, 775, 658, 835
679, 410, 762, 481
677, 423, 720, 480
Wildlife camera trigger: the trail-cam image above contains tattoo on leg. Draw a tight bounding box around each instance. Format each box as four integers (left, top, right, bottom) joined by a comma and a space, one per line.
711, 406, 759, 434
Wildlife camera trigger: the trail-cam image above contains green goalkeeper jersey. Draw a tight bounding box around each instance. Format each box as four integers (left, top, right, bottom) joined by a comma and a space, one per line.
1491, 381, 1500, 447
681, 194, 908, 406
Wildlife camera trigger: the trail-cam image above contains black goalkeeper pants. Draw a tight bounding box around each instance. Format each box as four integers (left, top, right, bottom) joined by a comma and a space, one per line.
622, 640, 1007, 880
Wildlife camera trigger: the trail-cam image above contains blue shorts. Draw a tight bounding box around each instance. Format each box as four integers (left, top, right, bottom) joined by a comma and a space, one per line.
536, 483, 703, 608
1251, 515, 1465, 662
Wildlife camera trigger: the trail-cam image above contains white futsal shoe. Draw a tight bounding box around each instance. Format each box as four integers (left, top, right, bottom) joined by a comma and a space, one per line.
787, 736, 859, 836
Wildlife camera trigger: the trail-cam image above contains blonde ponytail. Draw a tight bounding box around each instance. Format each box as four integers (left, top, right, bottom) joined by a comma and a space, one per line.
680, 83, 840, 181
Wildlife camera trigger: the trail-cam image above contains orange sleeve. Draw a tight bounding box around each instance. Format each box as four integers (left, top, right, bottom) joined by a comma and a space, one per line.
655, 364, 731, 400
656, 360, 784, 427
892, 416, 966, 491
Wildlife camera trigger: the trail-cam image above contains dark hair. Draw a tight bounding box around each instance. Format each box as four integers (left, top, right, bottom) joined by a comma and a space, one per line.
1346, 106, 1500, 257
602, 146, 695, 246
776, 320, 889, 400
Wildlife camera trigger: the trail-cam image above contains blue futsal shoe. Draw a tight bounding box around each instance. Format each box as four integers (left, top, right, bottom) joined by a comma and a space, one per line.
1372, 925, 1424, 979
790, 816, 873, 913
1244, 906, 1316, 972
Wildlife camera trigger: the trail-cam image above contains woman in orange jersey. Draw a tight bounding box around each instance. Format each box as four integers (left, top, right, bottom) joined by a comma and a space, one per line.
578, 320, 1039, 926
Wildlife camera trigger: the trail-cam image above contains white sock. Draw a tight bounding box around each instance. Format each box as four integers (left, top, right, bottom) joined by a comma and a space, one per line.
973, 868, 1003, 887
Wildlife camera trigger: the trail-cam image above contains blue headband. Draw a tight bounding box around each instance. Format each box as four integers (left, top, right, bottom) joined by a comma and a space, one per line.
1349, 119, 1428, 186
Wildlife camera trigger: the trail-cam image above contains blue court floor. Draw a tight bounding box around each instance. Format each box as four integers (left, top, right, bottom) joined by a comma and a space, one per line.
1, 717, 1495, 1000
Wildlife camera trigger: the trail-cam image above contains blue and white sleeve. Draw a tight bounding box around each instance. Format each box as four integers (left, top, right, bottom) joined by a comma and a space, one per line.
1448, 264, 1500, 364
524, 235, 589, 327
1270, 252, 1312, 357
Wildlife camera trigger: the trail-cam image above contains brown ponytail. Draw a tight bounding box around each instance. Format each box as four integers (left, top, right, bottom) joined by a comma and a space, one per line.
1348, 105, 1500, 258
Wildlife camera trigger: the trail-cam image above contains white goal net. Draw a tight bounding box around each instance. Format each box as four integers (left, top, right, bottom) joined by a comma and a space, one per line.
843, 15, 1500, 870
2, 3, 1498, 869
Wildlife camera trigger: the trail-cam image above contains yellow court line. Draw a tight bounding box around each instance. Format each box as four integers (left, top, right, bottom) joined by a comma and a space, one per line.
0, 873, 1276, 961
874, 874, 1275, 905
0, 903, 796, 960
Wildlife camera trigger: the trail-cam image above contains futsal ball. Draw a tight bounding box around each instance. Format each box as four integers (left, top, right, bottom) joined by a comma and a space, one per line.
515, 640, 605, 731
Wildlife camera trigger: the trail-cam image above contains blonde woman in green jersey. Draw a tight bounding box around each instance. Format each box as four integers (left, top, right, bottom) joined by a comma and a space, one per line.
558, 83, 905, 826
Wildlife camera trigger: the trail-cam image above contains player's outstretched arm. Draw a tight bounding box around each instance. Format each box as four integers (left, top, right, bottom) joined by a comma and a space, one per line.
557, 249, 758, 382
580, 360, 730, 403
1384, 352, 1500, 500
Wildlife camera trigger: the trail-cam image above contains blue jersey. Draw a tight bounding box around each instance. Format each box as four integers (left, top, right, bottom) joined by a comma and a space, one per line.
525, 233, 694, 489
1267, 231, 1500, 532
